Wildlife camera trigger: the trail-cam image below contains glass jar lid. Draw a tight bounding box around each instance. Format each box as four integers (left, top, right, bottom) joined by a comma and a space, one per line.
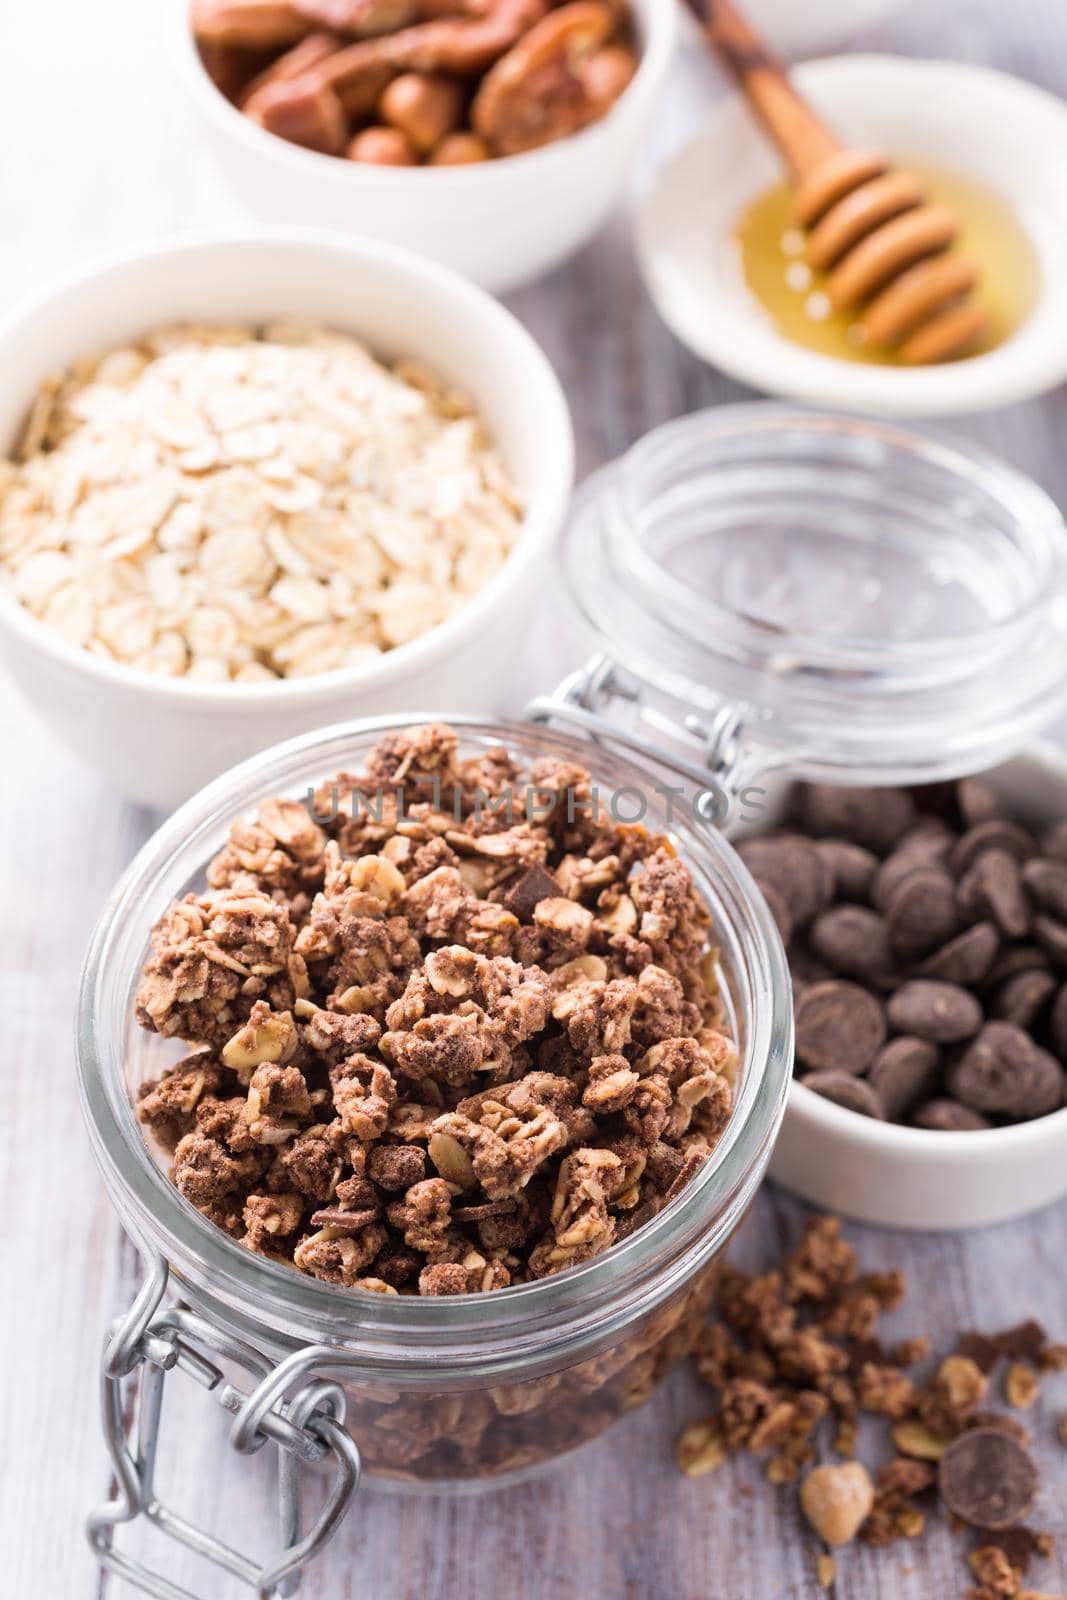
564, 405, 1067, 786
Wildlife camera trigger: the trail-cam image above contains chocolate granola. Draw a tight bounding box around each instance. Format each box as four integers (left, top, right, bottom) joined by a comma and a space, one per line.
676, 1214, 1065, 1598
136, 722, 737, 1296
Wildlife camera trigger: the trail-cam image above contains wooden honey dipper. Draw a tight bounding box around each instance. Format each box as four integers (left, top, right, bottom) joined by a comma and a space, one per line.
689, 0, 986, 364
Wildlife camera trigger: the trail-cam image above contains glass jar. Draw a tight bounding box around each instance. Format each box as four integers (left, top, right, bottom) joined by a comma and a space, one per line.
78, 405, 1067, 1595
79, 718, 792, 1597
556, 404, 1067, 1232
559, 404, 1067, 787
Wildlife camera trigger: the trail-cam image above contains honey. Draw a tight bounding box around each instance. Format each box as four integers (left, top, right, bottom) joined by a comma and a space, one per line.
730, 167, 1039, 365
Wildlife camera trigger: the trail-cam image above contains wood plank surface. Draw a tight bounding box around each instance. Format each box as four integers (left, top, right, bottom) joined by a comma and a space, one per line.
2, 3, 1066, 1596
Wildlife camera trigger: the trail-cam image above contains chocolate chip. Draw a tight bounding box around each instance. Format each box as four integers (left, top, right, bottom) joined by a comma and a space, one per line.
755, 780, 1067, 1131
897, 816, 957, 861
983, 943, 1050, 989
872, 850, 934, 914
613, 1198, 660, 1241
792, 783, 916, 854
868, 1036, 940, 1120
946, 1022, 1064, 1120
738, 834, 832, 928
957, 1333, 1002, 1374
502, 863, 562, 922
451, 1199, 518, 1222
1033, 915, 1067, 969
788, 943, 834, 995
950, 821, 1036, 875
938, 1427, 1038, 1529
795, 980, 886, 1074
886, 980, 983, 1044
958, 849, 1030, 940
920, 922, 1000, 986
886, 868, 959, 963
810, 906, 895, 988
1049, 984, 1067, 1063
990, 968, 1057, 1030
957, 777, 1004, 828
308, 1207, 380, 1234
975, 1523, 1043, 1573
661, 1147, 709, 1205
800, 1070, 886, 1119
1040, 819, 1067, 862
1021, 856, 1067, 921
753, 877, 793, 947
996, 1320, 1048, 1362
813, 838, 878, 902
911, 1098, 991, 1131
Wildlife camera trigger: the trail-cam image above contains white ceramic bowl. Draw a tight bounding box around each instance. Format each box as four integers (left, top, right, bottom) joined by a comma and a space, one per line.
0, 232, 574, 810
769, 744, 1067, 1231
677, 0, 905, 59
636, 56, 1067, 416
170, 0, 677, 293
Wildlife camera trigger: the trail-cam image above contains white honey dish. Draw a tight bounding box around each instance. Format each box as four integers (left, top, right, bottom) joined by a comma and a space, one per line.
562, 404, 1067, 1231
0, 232, 574, 811
170, 0, 678, 294
676, 0, 906, 59
635, 56, 1067, 417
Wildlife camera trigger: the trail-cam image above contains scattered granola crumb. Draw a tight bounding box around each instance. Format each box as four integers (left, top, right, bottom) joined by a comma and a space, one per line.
675, 1212, 1065, 1599
816, 1551, 836, 1590
1005, 1363, 1041, 1410
676, 1420, 728, 1479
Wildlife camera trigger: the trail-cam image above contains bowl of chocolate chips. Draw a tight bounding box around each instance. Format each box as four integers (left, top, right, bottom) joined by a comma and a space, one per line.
745, 764, 1067, 1230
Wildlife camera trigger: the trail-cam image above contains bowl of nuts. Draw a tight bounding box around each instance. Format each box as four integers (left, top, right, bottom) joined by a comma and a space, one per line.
0, 231, 573, 808
173, 0, 677, 292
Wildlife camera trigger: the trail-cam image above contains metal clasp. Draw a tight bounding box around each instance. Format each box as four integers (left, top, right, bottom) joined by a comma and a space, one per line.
90, 1248, 361, 1600
526, 653, 750, 818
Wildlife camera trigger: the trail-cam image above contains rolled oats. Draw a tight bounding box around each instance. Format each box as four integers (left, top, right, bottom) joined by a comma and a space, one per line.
1, 326, 521, 680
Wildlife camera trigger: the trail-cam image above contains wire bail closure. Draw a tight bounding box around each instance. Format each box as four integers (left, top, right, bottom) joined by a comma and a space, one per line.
526, 652, 750, 822
89, 1242, 362, 1600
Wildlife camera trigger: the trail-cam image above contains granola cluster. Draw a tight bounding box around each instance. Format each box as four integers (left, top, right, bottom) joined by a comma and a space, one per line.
677, 1215, 1066, 1598
136, 723, 736, 1297
0, 325, 520, 680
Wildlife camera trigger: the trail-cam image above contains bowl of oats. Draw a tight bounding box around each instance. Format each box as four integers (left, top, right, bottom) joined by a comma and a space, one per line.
171, 0, 677, 292
0, 232, 573, 808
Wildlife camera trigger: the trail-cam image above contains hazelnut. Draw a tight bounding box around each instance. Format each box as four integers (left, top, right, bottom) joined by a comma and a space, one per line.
581, 44, 638, 111
380, 72, 464, 154
346, 126, 419, 166
799, 1461, 874, 1547
430, 132, 491, 166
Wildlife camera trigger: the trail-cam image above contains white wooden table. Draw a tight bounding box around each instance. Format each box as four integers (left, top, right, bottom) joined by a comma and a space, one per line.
3, 3, 1067, 1596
